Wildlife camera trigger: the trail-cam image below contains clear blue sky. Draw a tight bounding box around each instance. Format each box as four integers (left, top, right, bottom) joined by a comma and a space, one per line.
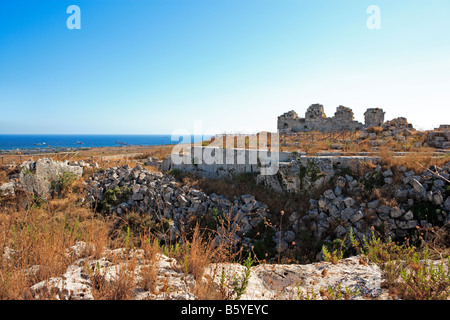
0, 0, 449, 134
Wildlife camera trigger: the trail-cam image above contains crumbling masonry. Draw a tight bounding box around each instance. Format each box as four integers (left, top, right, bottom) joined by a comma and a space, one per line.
278, 104, 385, 132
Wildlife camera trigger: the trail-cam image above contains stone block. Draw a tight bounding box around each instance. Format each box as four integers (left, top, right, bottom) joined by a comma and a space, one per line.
344, 197, 355, 208
323, 189, 336, 200
350, 211, 364, 224
390, 207, 403, 219
397, 220, 417, 230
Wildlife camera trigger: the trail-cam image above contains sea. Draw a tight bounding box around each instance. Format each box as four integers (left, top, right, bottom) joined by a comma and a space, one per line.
0, 134, 211, 151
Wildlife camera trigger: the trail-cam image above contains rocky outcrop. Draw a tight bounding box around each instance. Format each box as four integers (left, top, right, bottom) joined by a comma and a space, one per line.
0, 158, 103, 201
0, 158, 85, 199
24, 241, 389, 300
0, 181, 15, 198
25, 242, 196, 300
95, 157, 450, 251
13, 158, 84, 199
207, 255, 389, 300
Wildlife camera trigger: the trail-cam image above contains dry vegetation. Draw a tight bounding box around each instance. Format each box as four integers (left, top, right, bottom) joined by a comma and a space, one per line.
2, 184, 448, 300
0, 170, 252, 300
1, 133, 449, 300
0, 195, 107, 299
279, 129, 432, 155
0, 143, 178, 170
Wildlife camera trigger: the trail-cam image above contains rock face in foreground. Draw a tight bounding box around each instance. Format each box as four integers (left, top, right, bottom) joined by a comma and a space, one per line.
23, 242, 389, 300
207, 256, 388, 300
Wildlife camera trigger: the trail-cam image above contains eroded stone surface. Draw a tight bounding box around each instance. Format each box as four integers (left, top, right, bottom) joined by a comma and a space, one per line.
24, 241, 392, 300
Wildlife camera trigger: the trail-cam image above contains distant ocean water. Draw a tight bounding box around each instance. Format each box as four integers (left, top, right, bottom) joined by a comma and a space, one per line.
0, 134, 210, 151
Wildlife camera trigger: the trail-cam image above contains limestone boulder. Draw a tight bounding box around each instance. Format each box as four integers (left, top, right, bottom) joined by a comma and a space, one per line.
0, 181, 15, 197
18, 158, 83, 199
205, 256, 389, 300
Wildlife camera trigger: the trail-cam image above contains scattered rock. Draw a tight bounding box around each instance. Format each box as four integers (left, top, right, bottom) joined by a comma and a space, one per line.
86, 165, 271, 250
410, 179, 426, 195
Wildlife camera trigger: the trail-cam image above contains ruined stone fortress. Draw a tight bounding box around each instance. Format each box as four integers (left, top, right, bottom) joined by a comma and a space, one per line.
278, 104, 385, 132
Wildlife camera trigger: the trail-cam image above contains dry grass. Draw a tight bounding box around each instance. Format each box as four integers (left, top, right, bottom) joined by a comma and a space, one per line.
1, 135, 448, 300
0, 169, 239, 300
279, 128, 440, 156
0, 167, 9, 185
0, 199, 111, 299
89, 258, 137, 300
138, 237, 160, 294
378, 147, 448, 173
0, 143, 179, 171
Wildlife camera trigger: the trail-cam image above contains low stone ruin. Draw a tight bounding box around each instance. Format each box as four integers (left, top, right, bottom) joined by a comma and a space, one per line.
277, 104, 425, 136
294, 163, 450, 244
2, 156, 449, 269
424, 125, 450, 149
85, 155, 450, 260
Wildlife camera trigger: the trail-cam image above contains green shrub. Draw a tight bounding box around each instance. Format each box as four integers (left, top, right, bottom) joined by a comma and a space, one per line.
361, 171, 384, 191
359, 231, 450, 300
251, 227, 275, 261
30, 195, 46, 208
232, 252, 253, 300
322, 244, 343, 264
166, 169, 184, 181
98, 186, 132, 213
206, 207, 221, 231
50, 171, 78, 195
325, 283, 361, 300
399, 256, 450, 300
410, 200, 443, 226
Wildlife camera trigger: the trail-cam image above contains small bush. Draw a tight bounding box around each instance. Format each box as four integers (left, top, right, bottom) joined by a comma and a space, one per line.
359, 231, 450, 300
361, 171, 384, 191
322, 244, 343, 264
97, 186, 132, 213
232, 252, 253, 300
410, 200, 443, 226
50, 171, 78, 196
166, 169, 185, 181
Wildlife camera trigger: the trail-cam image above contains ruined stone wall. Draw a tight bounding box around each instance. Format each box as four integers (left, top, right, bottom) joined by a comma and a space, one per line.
162, 146, 293, 179
277, 111, 307, 132
424, 126, 450, 149
161, 148, 450, 244
161, 147, 379, 193
364, 108, 385, 127
278, 104, 365, 132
